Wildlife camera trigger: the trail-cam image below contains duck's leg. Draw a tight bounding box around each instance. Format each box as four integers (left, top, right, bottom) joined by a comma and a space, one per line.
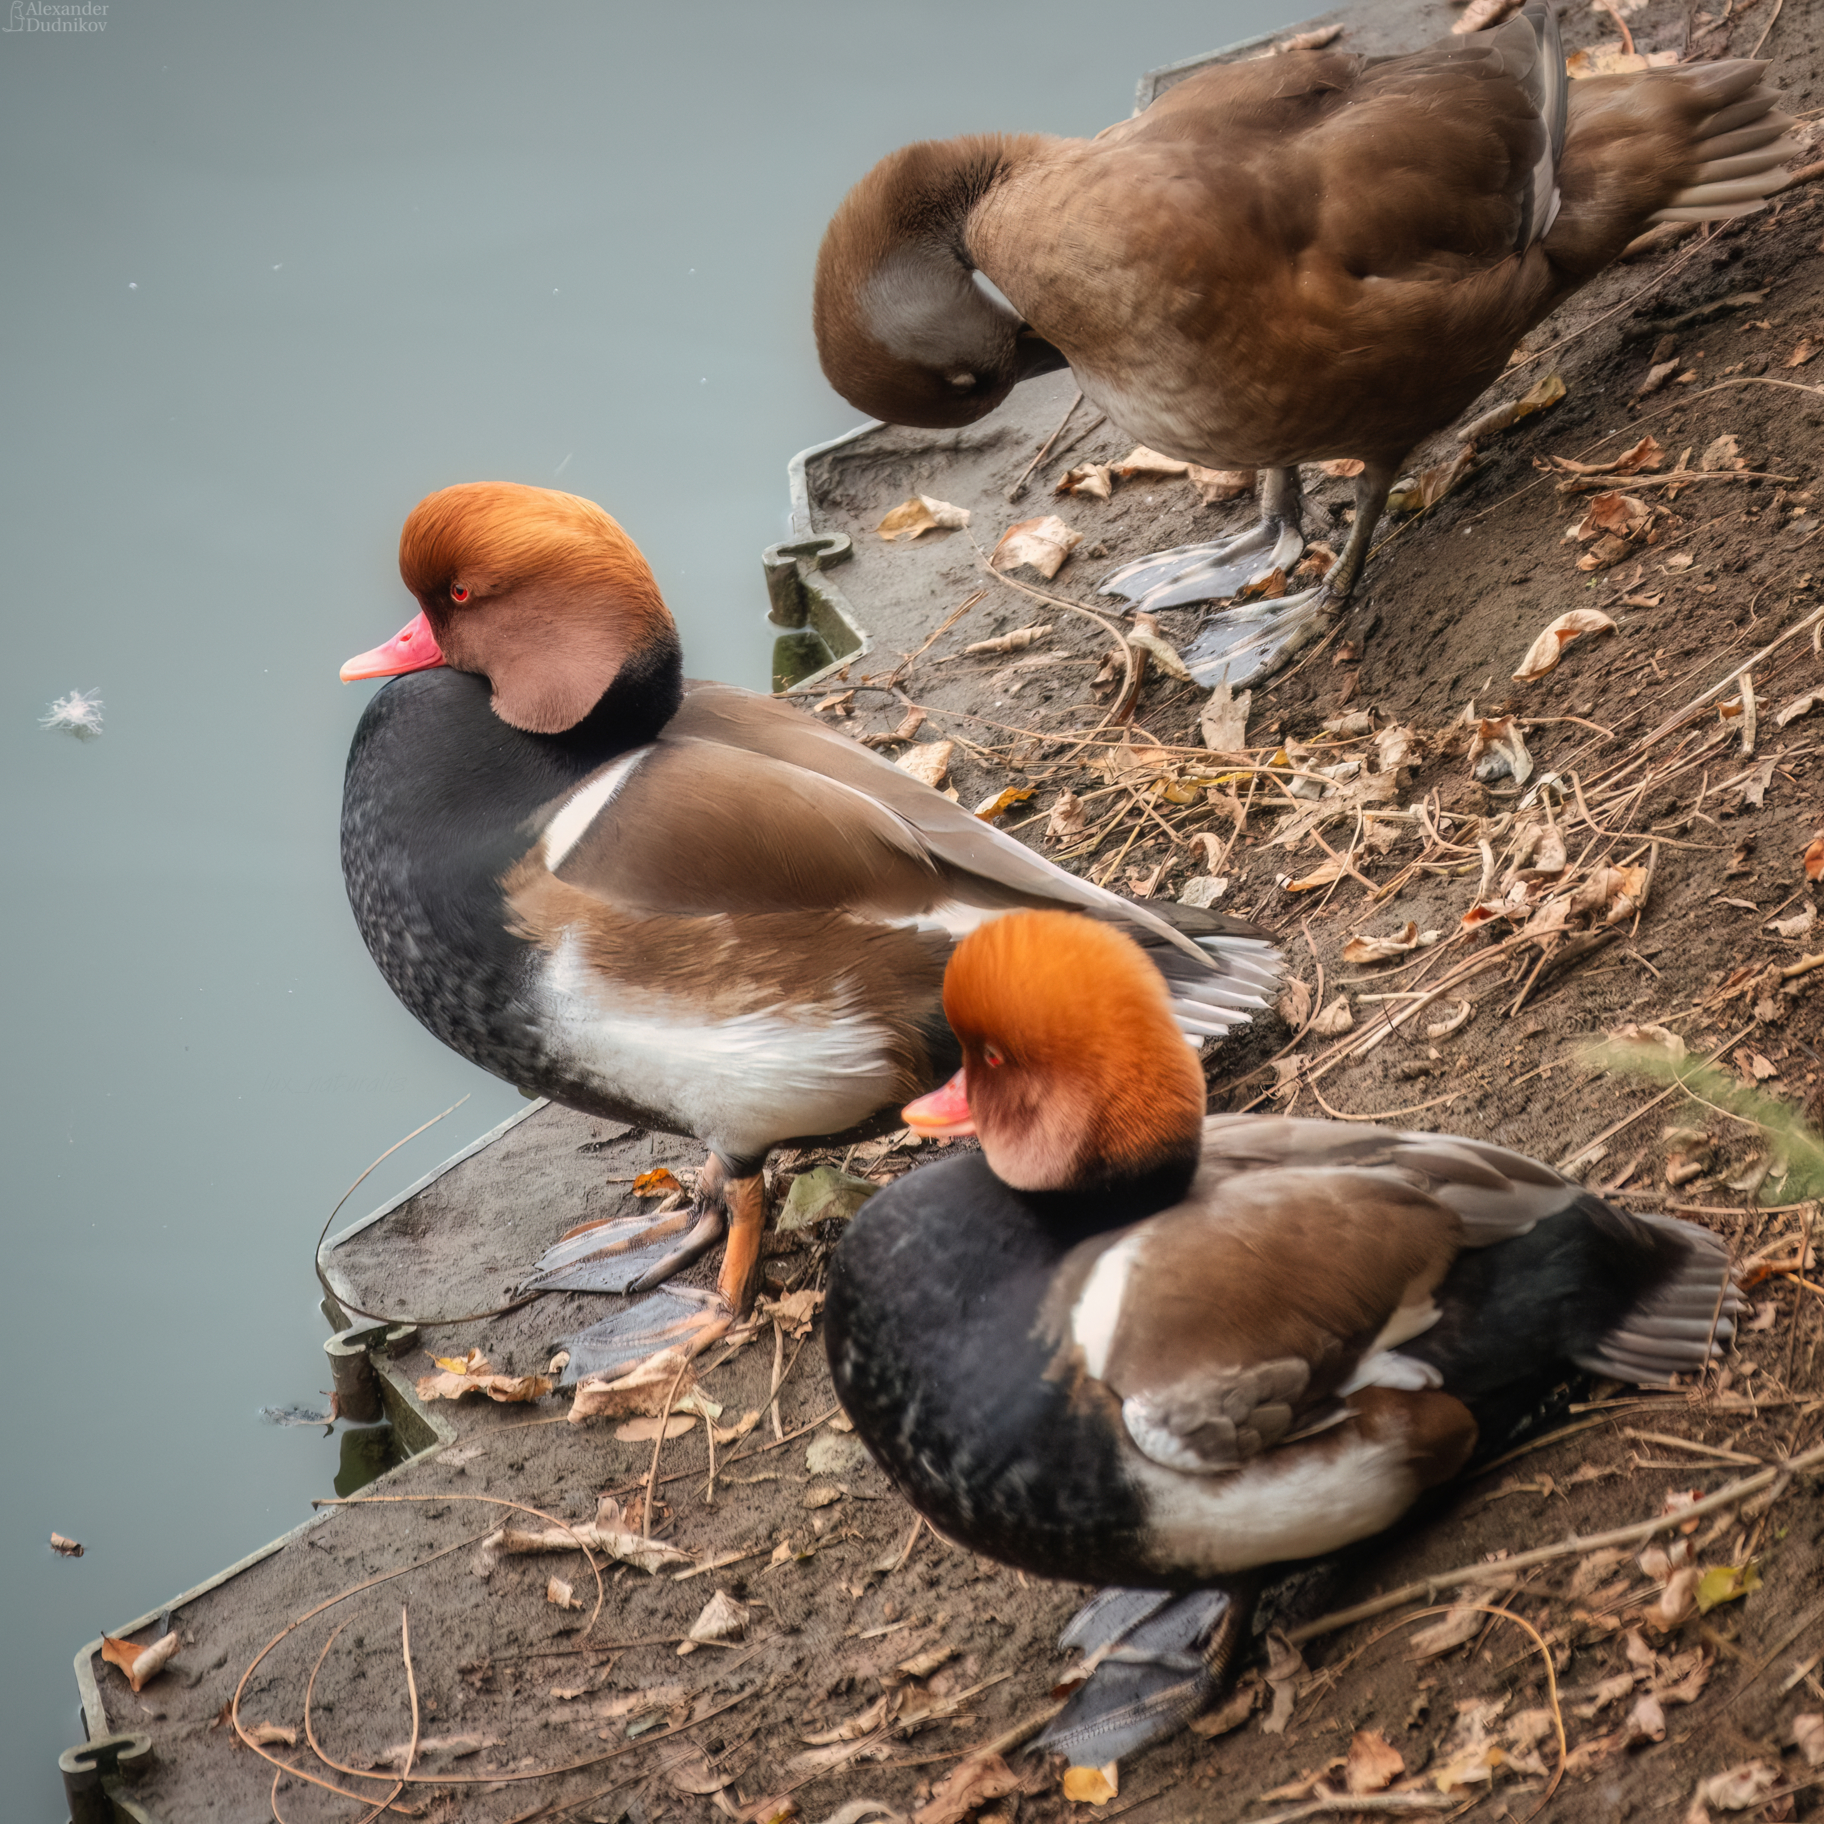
1038, 1580, 1259, 1767
535, 1154, 774, 1383
1099, 466, 1306, 613
521, 1152, 735, 1299
1177, 461, 1397, 689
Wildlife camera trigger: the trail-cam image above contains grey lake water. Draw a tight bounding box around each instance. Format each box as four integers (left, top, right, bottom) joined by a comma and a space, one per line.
1, 0, 1299, 1808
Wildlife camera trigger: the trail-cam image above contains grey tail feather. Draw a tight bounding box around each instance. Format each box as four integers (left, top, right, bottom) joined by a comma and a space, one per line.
1041, 1586, 1250, 1766
1507, 0, 1567, 251
1575, 1211, 1743, 1385
1651, 63, 1796, 226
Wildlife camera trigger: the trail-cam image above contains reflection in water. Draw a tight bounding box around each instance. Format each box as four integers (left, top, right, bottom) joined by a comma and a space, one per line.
771, 628, 837, 693
334, 1426, 405, 1500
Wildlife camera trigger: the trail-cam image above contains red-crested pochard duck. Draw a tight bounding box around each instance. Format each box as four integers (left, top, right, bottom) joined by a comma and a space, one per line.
825, 911, 1740, 1764
813, 2, 1793, 684
339, 483, 1281, 1369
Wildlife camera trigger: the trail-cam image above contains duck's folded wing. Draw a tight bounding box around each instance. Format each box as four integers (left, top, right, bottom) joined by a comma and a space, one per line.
534, 682, 1278, 1026
1199, 1113, 1576, 1244
1040, 1167, 1465, 1474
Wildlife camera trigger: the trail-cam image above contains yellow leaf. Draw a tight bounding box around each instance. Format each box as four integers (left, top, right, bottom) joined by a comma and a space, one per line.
1696, 1562, 1761, 1612
972, 785, 1034, 822
632, 1167, 683, 1198
876, 495, 970, 541
100, 1630, 180, 1693
1062, 1762, 1120, 1804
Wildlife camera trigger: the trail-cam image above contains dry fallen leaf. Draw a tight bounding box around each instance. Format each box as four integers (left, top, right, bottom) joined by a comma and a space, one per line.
1262, 1632, 1305, 1734
963, 622, 1050, 655
1128, 614, 1195, 681
1807, 836, 1824, 882
665, 1748, 741, 1796
1565, 491, 1652, 546
50, 1533, 84, 1558
1700, 433, 1745, 474
1792, 1714, 1824, 1767
1408, 1605, 1482, 1659
1567, 42, 1677, 72
1652, 1564, 1702, 1628
1609, 1022, 1687, 1058
1113, 446, 1189, 478
1187, 464, 1256, 502
972, 785, 1034, 822
614, 1413, 697, 1443
1342, 923, 1421, 964
1459, 369, 1567, 441
1280, 860, 1345, 893
991, 516, 1082, 580
1200, 680, 1251, 752
480, 1495, 692, 1575
1694, 1760, 1778, 1811
1453, 0, 1523, 33
1388, 446, 1476, 513
1189, 1681, 1260, 1737
1427, 1000, 1472, 1039
920, 1755, 1023, 1823
1047, 789, 1087, 842
546, 1576, 581, 1609
876, 496, 970, 541
568, 1345, 709, 1421
245, 1721, 297, 1747
1318, 457, 1365, 479
1276, 977, 1313, 1029
1345, 1728, 1405, 1795
101, 1630, 180, 1693
688, 1589, 750, 1644
1309, 993, 1354, 1037
416, 1351, 554, 1405
1054, 463, 1112, 500
1467, 715, 1533, 786
1060, 1762, 1118, 1806
1513, 607, 1617, 681
895, 741, 955, 791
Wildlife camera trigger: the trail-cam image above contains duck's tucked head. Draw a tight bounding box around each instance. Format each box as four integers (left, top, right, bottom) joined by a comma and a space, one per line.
341, 482, 679, 737
814, 136, 1067, 429
906, 911, 1206, 1195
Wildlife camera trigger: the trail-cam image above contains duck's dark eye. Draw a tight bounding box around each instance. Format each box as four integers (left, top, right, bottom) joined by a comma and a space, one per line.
450, 583, 470, 603
983, 1043, 1006, 1067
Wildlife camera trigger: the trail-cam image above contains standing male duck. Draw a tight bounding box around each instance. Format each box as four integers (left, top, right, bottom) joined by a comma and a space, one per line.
339, 482, 1279, 1366
826, 911, 1740, 1764
813, 1, 1792, 684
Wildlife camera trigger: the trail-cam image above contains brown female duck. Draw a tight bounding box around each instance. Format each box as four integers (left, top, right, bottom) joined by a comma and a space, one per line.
339, 482, 1280, 1369
825, 912, 1740, 1765
814, 1, 1792, 684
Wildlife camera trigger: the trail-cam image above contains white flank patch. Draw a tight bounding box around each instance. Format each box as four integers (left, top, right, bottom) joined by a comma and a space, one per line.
542, 748, 651, 872
1340, 1350, 1442, 1395
1071, 1231, 1144, 1381
1132, 1430, 1419, 1574
535, 935, 898, 1160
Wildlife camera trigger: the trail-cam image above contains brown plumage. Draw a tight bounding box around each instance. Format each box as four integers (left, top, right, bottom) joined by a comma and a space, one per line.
813, 4, 1794, 671
827, 910, 1744, 1764
340, 485, 1282, 1365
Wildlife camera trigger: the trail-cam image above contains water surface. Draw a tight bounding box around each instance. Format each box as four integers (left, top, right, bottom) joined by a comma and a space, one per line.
0, 0, 1298, 1807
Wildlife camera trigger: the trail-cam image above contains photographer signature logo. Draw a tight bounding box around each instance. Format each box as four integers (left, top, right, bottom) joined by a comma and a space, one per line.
5, 2, 109, 31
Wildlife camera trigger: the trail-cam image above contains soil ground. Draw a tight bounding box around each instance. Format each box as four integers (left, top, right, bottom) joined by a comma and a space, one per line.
83, 1, 1824, 1819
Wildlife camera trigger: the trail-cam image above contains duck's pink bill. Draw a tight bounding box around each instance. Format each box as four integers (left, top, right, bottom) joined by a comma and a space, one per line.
341, 610, 446, 681
902, 1069, 974, 1137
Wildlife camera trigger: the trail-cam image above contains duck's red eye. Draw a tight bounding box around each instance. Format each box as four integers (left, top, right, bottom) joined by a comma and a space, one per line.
983, 1043, 1005, 1068
450, 583, 470, 603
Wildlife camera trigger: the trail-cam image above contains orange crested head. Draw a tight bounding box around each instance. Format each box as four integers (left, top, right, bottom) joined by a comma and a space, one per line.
938, 911, 1206, 1193
386, 482, 676, 735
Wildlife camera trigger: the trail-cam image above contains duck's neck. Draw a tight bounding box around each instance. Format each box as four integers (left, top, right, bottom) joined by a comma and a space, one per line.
551, 628, 683, 760
1015, 1152, 1200, 1249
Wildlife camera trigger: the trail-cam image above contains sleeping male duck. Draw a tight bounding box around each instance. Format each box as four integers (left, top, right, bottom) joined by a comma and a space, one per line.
339, 482, 1279, 1366
814, 1, 1793, 683
825, 911, 1741, 1765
